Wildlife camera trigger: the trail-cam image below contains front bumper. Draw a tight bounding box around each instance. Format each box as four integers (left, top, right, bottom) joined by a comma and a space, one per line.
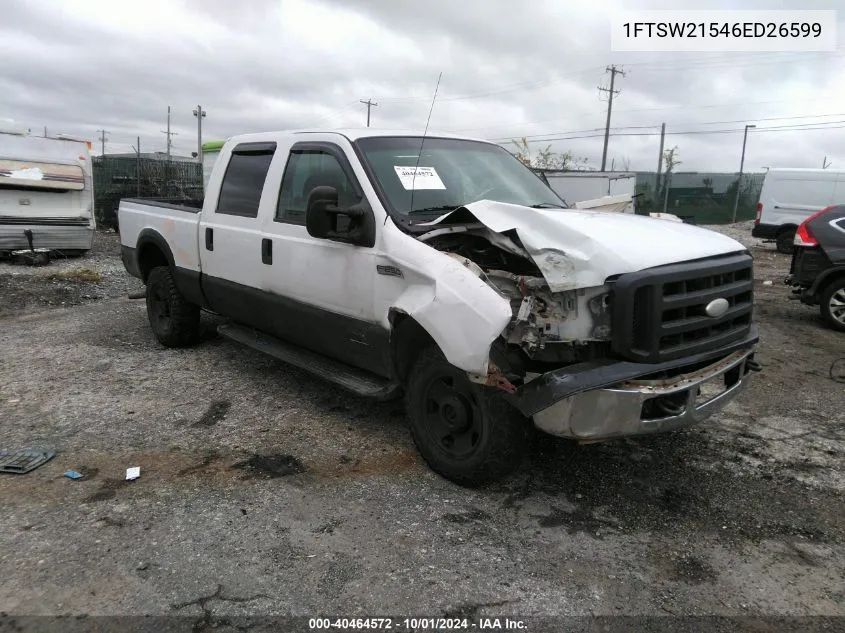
530, 348, 757, 441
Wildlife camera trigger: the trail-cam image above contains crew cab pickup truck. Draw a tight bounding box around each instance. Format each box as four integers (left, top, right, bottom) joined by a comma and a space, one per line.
119, 129, 761, 486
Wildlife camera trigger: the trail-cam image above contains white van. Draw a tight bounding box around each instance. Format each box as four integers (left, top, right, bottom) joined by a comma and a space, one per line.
0, 129, 95, 256
753, 168, 845, 254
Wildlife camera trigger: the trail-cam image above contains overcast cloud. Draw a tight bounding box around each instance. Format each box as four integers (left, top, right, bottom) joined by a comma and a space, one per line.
2, 0, 844, 171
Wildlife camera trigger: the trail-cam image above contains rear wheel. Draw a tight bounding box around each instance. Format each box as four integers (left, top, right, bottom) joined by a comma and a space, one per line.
820, 277, 845, 333
776, 228, 795, 255
145, 266, 200, 347
405, 345, 528, 487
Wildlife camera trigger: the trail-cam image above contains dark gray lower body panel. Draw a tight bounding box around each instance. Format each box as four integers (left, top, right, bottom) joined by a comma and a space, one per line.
218, 323, 401, 401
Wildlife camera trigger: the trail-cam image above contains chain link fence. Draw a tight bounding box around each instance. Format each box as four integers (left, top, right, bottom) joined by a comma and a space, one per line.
93, 156, 203, 230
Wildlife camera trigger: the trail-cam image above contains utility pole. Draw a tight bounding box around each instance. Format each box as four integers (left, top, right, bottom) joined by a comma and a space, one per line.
43, 126, 47, 138
731, 124, 756, 223
160, 106, 179, 163
131, 136, 141, 197
193, 105, 206, 164
160, 106, 179, 197
360, 98, 378, 127
96, 129, 109, 156
655, 122, 666, 210
160, 107, 179, 170
598, 65, 624, 172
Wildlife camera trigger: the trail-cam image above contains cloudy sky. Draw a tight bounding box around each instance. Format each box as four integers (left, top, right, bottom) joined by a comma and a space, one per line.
2, 0, 844, 172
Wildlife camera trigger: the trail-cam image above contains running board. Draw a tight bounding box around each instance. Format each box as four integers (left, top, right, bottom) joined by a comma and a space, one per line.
217, 323, 401, 401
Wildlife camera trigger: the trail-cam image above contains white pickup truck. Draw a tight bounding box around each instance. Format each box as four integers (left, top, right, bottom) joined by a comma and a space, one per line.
119, 129, 760, 485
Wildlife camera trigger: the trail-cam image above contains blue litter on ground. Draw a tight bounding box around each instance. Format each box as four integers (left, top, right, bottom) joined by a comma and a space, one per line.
64, 471, 83, 480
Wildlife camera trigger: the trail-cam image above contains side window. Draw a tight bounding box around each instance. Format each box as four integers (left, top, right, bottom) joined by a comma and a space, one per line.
216, 145, 276, 218
276, 149, 357, 225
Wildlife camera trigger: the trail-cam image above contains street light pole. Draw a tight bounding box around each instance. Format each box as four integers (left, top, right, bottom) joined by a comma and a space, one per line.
731, 124, 756, 223
193, 105, 206, 164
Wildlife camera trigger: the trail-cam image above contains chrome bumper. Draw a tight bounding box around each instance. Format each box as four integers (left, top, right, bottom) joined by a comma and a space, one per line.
532, 349, 755, 441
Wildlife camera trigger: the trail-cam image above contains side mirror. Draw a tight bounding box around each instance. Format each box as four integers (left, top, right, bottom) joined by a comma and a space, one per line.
305, 186, 375, 247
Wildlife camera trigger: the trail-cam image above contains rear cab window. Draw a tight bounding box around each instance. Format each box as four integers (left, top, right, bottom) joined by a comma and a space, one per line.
216, 142, 277, 218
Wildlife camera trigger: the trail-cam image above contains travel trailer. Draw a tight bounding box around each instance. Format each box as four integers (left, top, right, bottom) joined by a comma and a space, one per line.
0, 125, 95, 255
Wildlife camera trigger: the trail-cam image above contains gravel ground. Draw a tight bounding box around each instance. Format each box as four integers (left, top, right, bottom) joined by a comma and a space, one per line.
0, 225, 843, 628
0, 231, 142, 316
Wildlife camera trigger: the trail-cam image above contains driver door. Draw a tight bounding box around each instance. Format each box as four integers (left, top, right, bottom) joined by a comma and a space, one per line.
259, 142, 389, 376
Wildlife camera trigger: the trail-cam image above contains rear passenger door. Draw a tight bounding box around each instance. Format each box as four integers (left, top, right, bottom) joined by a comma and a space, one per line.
198, 141, 276, 331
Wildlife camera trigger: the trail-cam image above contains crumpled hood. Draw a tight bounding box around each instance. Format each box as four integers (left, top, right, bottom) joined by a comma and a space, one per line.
425, 200, 748, 291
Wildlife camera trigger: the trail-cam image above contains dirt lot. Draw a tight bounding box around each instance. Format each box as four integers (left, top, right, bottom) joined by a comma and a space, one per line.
0, 224, 843, 627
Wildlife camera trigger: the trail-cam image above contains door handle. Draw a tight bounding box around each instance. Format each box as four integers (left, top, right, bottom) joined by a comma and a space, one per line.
205, 227, 213, 251
261, 238, 273, 265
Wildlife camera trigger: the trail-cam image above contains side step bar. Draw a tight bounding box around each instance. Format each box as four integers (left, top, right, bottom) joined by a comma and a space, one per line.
217, 323, 401, 401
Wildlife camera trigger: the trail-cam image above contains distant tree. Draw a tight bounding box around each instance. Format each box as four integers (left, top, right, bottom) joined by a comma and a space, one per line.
663, 146, 681, 174
510, 137, 590, 171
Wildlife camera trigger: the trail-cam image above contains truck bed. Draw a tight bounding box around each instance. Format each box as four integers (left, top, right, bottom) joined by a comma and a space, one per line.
118, 198, 203, 275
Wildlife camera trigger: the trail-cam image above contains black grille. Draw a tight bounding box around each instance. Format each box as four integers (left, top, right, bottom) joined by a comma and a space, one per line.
612, 253, 754, 362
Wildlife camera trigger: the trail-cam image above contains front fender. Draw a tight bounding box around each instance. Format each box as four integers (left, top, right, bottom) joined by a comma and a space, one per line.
388, 260, 512, 376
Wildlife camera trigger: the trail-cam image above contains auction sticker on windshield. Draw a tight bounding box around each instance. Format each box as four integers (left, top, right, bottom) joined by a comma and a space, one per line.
394, 166, 446, 190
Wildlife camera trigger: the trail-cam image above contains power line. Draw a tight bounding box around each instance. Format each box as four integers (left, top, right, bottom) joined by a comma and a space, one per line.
510, 121, 845, 144
456, 98, 845, 137
490, 112, 845, 143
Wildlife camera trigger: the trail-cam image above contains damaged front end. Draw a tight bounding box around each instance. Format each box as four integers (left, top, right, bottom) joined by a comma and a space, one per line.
420, 226, 613, 389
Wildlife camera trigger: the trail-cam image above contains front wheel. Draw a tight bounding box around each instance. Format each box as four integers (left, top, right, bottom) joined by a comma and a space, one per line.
820, 277, 845, 333
405, 345, 529, 487
145, 266, 201, 347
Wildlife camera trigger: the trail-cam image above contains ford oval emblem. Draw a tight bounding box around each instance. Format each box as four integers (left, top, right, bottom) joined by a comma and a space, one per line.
705, 298, 729, 318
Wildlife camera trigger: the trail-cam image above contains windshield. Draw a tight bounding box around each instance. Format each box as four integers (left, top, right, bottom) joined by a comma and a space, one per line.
354, 136, 565, 219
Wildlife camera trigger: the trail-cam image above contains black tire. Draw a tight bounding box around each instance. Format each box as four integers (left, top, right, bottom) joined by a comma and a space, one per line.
145, 266, 201, 347
405, 345, 529, 487
819, 277, 845, 333
776, 229, 795, 255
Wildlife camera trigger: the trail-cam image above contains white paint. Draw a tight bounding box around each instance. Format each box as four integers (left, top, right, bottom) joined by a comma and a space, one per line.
649, 212, 683, 223
423, 200, 747, 291
757, 168, 845, 232
0, 132, 95, 251
9, 167, 44, 180
118, 130, 750, 378
393, 166, 446, 190
545, 173, 636, 208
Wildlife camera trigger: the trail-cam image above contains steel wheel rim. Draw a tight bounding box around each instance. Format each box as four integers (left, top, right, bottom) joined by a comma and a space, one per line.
422, 373, 483, 460
829, 288, 845, 324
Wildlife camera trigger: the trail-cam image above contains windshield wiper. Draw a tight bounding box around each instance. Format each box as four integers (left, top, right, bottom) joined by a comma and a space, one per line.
529, 202, 566, 208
